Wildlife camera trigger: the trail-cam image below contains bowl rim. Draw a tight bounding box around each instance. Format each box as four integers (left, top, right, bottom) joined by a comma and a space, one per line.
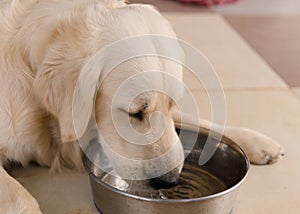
86, 125, 250, 203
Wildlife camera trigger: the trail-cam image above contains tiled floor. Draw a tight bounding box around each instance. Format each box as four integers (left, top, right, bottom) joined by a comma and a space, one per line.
132, 0, 300, 15
132, 0, 300, 89
293, 87, 300, 98
213, 0, 300, 15
164, 14, 287, 90
226, 16, 300, 87
13, 13, 300, 213
13, 167, 97, 214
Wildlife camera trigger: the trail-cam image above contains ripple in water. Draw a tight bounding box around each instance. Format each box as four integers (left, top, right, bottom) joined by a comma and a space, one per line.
101, 163, 227, 200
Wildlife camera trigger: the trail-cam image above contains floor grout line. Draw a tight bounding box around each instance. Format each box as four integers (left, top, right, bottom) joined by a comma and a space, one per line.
221, 15, 291, 88
291, 87, 300, 100
164, 12, 293, 89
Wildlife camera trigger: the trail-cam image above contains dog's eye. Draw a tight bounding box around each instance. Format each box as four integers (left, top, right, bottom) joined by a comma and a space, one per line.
129, 111, 144, 121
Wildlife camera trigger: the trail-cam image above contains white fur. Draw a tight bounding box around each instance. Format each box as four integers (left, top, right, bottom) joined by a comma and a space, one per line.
0, 0, 284, 213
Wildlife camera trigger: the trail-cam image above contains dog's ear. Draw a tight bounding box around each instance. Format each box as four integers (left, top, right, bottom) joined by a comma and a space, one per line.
33, 58, 100, 143
72, 60, 101, 141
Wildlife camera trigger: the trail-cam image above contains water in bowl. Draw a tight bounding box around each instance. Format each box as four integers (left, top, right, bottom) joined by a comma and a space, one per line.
100, 162, 227, 200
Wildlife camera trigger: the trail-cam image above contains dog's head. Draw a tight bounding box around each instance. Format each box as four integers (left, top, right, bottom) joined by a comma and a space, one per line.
33, 4, 185, 186
92, 56, 185, 186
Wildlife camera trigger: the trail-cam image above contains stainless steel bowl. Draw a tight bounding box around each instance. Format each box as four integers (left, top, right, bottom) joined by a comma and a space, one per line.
84, 127, 249, 214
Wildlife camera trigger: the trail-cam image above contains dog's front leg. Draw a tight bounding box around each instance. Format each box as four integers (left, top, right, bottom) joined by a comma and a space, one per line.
173, 112, 284, 165
0, 166, 42, 214
220, 127, 284, 165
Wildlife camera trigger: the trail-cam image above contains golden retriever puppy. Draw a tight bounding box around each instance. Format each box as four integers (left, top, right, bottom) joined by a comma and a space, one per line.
0, 0, 284, 213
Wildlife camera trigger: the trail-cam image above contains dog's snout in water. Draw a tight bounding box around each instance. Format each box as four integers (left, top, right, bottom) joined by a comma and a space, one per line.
150, 168, 180, 189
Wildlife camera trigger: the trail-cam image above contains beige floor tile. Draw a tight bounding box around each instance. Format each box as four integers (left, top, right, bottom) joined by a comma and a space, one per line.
163, 14, 287, 90
12, 167, 97, 214
226, 16, 300, 87
213, 0, 300, 15
293, 87, 300, 99
189, 89, 300, 213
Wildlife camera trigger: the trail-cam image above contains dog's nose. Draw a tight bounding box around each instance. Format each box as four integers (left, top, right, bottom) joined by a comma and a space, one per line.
150, 168, 180, 189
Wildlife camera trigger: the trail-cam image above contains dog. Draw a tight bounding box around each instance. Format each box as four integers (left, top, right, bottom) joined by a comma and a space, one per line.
0, 0, 284, 213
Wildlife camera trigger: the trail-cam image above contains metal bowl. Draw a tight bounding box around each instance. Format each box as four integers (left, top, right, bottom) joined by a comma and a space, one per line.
84, 127, 249, 214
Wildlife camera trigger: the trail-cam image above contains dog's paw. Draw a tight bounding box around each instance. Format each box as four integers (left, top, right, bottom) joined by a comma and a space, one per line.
248, 137, 285, 165
226, 128, 285, 165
